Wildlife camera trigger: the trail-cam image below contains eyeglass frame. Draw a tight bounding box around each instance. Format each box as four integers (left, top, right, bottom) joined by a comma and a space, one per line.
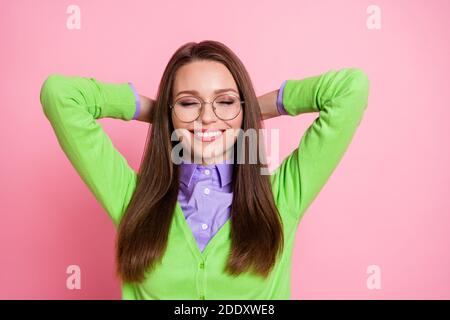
169, 93, 245, 122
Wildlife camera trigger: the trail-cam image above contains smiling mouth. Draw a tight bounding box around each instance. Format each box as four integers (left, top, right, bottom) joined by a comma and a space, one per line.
189, 129, 225, 142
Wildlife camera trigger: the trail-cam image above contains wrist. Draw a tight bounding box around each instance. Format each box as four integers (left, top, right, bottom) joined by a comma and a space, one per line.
276, 80, 288, 116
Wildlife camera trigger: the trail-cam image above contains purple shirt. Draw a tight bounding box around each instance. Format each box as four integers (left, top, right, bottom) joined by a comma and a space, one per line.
128, 82, 141, 120
178, 162, 234, 252
128, 80, 287, 253
277, 80, 288, 115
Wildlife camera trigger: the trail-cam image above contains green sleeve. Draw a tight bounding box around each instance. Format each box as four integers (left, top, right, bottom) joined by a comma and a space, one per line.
39, 74, 139, 226
270, 68, 370, 223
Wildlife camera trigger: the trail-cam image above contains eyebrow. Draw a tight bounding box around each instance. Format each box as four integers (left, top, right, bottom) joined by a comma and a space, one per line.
175, 88, 239, 97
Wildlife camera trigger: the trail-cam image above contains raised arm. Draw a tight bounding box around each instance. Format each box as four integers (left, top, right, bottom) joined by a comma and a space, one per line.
269, 68, 370, 223
135, 93, 155, 123
39, 74, 141, 226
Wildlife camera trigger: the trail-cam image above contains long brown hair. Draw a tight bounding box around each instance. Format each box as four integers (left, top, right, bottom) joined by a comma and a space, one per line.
116, 40, 284, 283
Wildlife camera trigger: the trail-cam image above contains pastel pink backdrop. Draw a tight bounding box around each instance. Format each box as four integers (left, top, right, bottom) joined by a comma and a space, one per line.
1, 0, 449, 299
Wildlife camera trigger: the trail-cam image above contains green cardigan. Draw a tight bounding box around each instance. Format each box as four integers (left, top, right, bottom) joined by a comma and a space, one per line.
39, 68, 369, 300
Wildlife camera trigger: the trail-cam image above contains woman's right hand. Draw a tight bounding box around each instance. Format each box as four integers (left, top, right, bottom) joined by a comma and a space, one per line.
136, 94, 155, 123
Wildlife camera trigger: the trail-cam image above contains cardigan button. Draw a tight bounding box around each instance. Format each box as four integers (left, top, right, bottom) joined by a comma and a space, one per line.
199, 262, 205, 269
199, 295, 205, 300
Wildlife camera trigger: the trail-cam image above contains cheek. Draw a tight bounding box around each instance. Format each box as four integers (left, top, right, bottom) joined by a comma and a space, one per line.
230, 113, 244, 133
223, 115, 243, 147
171, 115, 192, 146
171, 113, 180, 129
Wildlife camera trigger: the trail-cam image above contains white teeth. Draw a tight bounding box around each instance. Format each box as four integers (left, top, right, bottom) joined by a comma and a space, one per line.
194, 130, 222, 138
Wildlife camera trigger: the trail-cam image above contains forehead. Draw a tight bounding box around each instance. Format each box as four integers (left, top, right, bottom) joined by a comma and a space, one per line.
173, 60, 238, 97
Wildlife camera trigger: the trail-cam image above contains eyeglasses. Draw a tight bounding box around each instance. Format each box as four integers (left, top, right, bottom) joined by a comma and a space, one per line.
169, 93, 244, 122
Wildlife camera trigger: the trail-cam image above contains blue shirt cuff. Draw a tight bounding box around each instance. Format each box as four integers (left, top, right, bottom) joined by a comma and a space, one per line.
128, 82, 141, 120
276, 80, 288, 115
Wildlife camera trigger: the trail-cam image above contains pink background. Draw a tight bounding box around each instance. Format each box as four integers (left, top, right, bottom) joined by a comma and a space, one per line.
1, 0, 449, 299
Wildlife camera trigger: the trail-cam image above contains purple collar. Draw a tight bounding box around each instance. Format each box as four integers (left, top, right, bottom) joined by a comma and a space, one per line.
179, 162, 233, 188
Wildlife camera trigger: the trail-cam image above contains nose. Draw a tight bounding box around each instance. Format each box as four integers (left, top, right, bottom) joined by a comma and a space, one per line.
199, 101, 217, 124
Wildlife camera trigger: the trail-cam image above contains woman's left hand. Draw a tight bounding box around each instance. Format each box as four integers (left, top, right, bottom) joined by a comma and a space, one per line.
257, 89, 281, 121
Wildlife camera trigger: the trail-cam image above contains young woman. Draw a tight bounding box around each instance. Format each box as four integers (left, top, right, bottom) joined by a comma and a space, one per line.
40, 40, 370, 300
